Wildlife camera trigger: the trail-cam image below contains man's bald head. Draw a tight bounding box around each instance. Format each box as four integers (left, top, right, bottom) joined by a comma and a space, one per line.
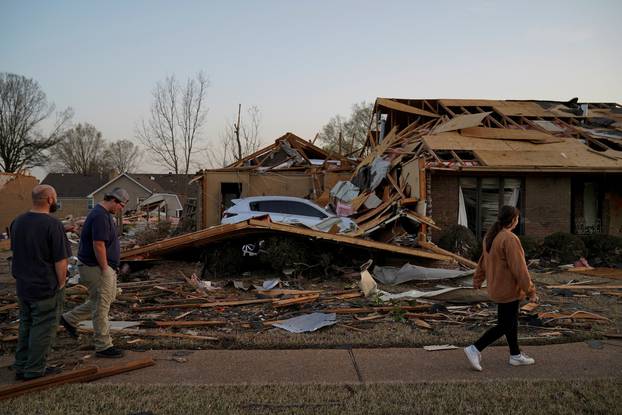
32, 185, 57, 207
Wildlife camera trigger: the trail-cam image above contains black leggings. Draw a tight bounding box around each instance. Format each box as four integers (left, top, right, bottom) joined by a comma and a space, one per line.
474, 300, 520, 355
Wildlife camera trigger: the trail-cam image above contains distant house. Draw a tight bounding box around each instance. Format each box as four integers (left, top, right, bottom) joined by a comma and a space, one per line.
41, 172, 198, 219
0, 173, 39, 235
41, 173, 108, 218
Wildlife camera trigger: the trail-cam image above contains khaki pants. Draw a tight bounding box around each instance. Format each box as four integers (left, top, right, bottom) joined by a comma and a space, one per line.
63, 265, 117, 351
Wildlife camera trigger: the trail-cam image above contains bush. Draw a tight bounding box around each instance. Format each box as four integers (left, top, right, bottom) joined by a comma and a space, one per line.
580, 234, 622, 266
519, 235, 542, 260
438, 225, 481, 261
542, 232, 586, 264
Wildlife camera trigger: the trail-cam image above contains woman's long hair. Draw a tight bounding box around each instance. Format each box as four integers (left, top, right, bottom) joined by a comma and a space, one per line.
484, 205, 520, 253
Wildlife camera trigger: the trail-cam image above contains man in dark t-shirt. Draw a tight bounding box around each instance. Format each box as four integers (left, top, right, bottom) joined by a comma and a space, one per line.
61, 187, 129, 358
11, 184, 68, 380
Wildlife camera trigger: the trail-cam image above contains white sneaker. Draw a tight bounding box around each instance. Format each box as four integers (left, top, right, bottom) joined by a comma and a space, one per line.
464, 345, 482, 371
509, 352, 535, 366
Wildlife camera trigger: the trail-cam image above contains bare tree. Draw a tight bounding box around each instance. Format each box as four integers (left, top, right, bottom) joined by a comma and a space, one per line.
213, 105, 262, 167
136, 72, 209, 174
318, 101, 373, 154
0, 73, 72, 172
50, 123, 110, 176
106, 139, 141, 173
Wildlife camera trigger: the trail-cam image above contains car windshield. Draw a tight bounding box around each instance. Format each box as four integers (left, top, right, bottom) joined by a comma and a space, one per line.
249, 200, 328, 219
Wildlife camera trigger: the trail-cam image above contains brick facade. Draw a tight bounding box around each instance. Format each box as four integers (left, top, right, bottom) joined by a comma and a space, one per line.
429, 173, 573, 241
524, 176, 571, 238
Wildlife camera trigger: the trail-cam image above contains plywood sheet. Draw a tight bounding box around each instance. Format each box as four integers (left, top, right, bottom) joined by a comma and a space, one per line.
438, 99, 498, 108
491, 101, 558, 117
376, 98, 439, 118
431, 113, 490, 134
423, 132, 514, 151
461, 127, 557, 142
473, 150, 574, 167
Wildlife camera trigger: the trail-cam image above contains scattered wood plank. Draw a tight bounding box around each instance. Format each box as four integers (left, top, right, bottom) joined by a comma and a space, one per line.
412, 318, 432, 330
324, 305, 430, 314
130, 298, 274, 312
0, 303, 18, 313
335, 292, 363, 300
256, 289, 323, 297
272, 294, 320, 308
538, 311, 610, 321
417, 239, 478, 269
567, 267, 622, 280
0, 367, 98, 401
546, 284, 622, 290
0, 358, 155, 401
147, 320, 227, 328
521, 302, 539, 312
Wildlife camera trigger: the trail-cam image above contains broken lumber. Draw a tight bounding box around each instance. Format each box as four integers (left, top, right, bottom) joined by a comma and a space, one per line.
411, 318, 432, 330
120, 218, 453, 263
273, 293, 320, 308
0, 357, 155, 401
131, 298, 274, 312
324, 305, 430, 314
0, 303, 18, 313
538, 311, 610, 321
546, 284, 622, 290
256, 289, 323, 297
417, 239, 477, 269
143, 320, 227, 328
0, 367, 98, 401
80, 357, 155, 382
521, 302, 539, 312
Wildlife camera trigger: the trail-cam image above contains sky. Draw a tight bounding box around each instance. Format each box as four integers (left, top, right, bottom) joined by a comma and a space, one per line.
2, 0, 621, 178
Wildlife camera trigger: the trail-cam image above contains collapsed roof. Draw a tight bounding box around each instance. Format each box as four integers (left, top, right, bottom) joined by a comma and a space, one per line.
222, 132, 356, 172
367, 98, 622, 172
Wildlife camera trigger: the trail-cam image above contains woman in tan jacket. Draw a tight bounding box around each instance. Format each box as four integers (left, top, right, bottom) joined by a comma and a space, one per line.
464, 205, 538, 371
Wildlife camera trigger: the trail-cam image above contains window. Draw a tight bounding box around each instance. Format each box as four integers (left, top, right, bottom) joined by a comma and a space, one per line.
571, 179, 603, 234
250, 200, 328, 218
87, 197, 94, 210
459, 177, 524, 238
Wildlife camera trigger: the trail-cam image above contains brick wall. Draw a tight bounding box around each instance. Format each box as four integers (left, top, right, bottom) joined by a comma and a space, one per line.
430, 173, 459, 242
429, 173, 572, 242
524, 176, 571, 238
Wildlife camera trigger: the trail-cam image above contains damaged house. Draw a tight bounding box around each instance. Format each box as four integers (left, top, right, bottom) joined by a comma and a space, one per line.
358, 98, 622, 241
194, 132, 356, 228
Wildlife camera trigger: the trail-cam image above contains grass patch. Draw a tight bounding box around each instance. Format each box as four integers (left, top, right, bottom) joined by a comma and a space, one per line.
3, 379, 621, 415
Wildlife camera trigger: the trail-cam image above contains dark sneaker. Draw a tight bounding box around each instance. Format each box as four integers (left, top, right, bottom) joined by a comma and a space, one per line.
60, 316, 78, 338
95, 347, 125, 358
22, 366, 63, 380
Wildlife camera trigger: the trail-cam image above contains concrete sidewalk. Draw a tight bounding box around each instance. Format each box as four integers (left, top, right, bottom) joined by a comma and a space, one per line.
1, 341, 620, 386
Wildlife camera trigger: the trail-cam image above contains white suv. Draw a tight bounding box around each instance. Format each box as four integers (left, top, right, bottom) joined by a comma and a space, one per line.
221, 196, 357, 233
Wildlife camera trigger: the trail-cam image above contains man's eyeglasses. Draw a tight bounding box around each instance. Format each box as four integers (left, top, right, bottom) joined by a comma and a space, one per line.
114, 199, 127, 208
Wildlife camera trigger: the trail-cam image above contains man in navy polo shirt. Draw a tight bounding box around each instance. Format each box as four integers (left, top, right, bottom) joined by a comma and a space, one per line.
11, 184, 68, 380
61, 187, 129, 358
